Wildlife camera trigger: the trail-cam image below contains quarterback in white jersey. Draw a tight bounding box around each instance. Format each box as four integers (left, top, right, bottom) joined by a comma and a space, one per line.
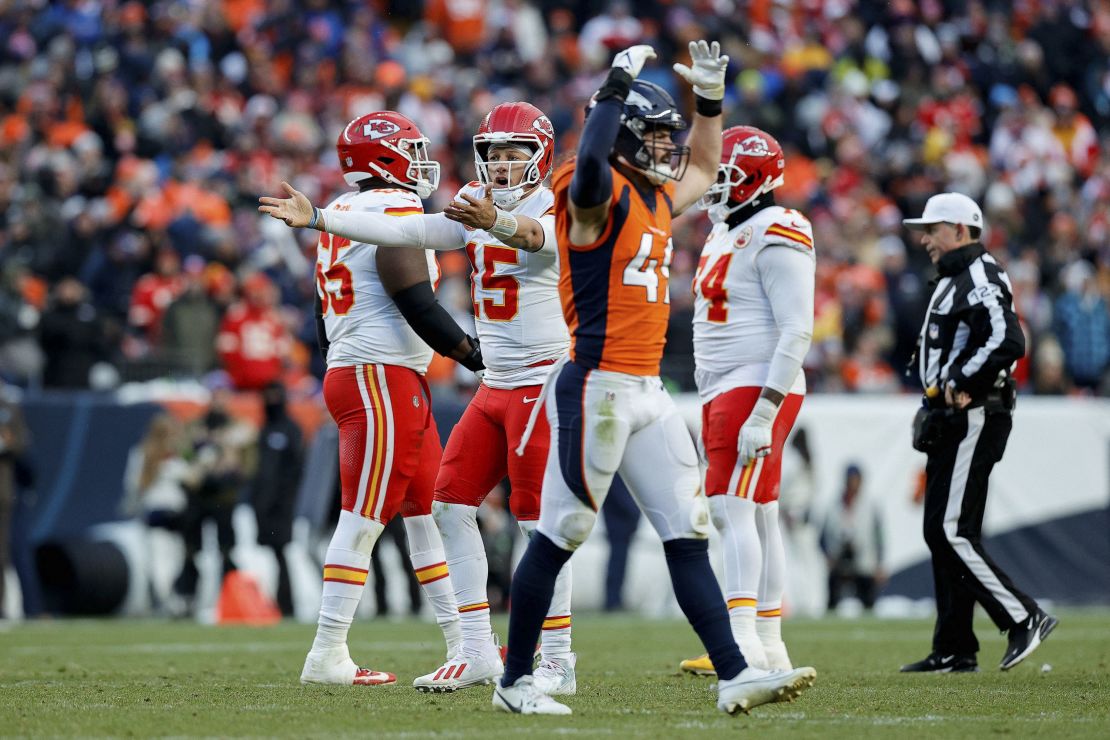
681, 126, 816, 678
263, 111, 486, 689
261, 103, 578, 696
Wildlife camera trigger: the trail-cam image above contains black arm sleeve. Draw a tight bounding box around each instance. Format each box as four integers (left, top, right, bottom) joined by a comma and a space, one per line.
314, 292, 329, 364
569, 68, 631, 209
391, 281, 483, 371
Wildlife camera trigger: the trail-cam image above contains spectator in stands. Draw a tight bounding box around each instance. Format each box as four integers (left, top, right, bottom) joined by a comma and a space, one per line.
1053, 260, 1110, 392
250, 382, 303, 617
216, 273, 290, 391
821, 463, 885, 613
161, 256, 222, 377
38, 278, 114, 389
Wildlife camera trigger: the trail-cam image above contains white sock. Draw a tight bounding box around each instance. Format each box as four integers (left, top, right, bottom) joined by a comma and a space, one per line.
404, 513, 461, 657
433, 502, 495, 657
520, 519, 573, 660
708, 495, 766, 667
756, 501, 791, 669
310, 511, 383, 655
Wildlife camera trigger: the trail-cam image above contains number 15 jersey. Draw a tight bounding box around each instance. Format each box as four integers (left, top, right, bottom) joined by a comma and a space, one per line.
551, 162, 675, 377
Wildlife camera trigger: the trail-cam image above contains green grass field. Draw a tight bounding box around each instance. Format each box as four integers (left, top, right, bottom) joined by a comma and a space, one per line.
2, 610, 1108, 738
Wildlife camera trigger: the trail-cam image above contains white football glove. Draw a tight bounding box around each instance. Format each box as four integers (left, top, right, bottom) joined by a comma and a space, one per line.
672, 40, 729, 101
611, 44, 656, 79
737, 397, 777, 467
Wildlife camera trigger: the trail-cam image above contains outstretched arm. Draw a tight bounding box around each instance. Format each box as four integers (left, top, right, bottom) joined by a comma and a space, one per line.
671, 40, 729, 215
259, 182, 465, 250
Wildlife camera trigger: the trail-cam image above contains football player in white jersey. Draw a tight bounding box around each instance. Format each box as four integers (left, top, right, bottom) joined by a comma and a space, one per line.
680, 126, 816, 678
260, 103, 579, 695
264, 112, 485, 687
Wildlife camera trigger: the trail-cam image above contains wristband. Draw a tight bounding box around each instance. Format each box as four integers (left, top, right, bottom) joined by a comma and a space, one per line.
308, 206, 322, 230
695, 95, 722, 117
595, 68, 633, 103
490, 209, 518, 240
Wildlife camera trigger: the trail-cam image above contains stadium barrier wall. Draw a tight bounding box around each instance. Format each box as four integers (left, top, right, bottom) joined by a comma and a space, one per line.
6, 390, 1108, 619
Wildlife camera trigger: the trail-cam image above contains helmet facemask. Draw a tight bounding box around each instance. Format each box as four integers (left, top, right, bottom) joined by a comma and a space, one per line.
616, 118, 690, 185
360, 135, 440, 198
474, 138, 544, 208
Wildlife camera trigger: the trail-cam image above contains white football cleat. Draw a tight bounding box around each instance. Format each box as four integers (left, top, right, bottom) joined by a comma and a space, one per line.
717, 665, 816, 714
533, 653, 577, 696
492, 676, 572, 715
413, 649, 504, 693
300, 648, 396, 686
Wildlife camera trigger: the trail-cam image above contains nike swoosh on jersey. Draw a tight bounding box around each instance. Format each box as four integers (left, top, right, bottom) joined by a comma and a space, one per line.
522, 396, 539, 404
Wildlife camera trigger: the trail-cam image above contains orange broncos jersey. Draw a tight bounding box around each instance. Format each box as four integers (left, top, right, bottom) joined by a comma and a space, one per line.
551, 161, 675, 376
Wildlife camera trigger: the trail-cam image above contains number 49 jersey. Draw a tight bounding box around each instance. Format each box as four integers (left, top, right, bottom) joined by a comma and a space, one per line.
459, 182, 568, 389
692, 205, 815, 383
316, 188, 440, 373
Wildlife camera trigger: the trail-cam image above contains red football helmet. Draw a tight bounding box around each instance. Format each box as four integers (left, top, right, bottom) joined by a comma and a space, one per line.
473, 102, 555, 207
337, 111, 440, 198
699, 126, 785, 214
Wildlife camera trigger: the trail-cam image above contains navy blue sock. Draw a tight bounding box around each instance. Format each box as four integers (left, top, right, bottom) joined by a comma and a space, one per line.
502, 532, 573, 687
663, 538, 747, 681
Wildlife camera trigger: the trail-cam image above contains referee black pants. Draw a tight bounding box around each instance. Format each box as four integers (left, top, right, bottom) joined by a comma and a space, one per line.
922, 407, 1038, 656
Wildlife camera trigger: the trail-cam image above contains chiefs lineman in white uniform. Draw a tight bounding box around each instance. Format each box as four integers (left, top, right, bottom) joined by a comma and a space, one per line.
680, 126, 816, 677
270, 112, 485, 687
260, 103, 578, 695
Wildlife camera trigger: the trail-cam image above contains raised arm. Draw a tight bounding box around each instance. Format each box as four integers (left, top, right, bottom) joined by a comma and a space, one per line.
259, 182, 465, 250
566, 45, 656, 246
671, 40, 729, 215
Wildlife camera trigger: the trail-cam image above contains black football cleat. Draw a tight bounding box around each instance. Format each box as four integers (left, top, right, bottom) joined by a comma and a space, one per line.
900, 652, 979, 673
1000, 611, 1058, 671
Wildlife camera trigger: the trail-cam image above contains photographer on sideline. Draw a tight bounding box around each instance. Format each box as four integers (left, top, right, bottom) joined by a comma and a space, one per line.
901, 193, 1056, 674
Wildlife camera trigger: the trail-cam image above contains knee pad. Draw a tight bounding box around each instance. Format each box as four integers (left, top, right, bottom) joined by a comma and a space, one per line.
555, 510, 597, 550
332, 510, 385, 556
432, 501, 479, 540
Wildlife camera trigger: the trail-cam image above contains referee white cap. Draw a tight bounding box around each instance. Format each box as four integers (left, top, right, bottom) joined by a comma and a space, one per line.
903, 192, 984, 230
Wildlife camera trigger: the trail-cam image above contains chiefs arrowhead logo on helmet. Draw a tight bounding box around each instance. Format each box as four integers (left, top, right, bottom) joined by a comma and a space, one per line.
532, 114, 555, 140
362, 120, 401, 140
735, 134, 773, 158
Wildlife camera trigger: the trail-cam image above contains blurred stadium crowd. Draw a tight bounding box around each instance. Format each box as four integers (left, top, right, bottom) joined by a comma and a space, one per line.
1, 0, 1109, 397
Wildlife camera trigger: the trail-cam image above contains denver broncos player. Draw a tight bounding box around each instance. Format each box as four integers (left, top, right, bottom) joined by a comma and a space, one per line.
260, 112, 483, 686
492, 43, 816, 716
260, 104, 580, 694
679, 126, 816, 680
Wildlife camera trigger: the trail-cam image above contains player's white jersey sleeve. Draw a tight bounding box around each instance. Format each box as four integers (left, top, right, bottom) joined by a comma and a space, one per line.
459, 184, 568, 388
317, 188, 441, 373
692, 206, 815, 400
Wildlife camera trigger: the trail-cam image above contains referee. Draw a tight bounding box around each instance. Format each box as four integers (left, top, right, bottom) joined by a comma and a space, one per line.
900, 193, 1057, 673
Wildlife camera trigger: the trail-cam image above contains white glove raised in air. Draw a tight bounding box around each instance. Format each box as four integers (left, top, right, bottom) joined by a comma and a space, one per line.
611, 44, 657, 79
737, 397, 777, 468
672, 40, 729, 101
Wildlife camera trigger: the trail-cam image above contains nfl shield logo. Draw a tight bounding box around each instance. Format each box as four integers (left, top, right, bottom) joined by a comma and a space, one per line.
928, 322, 939, 340
734, 226, 753, 249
